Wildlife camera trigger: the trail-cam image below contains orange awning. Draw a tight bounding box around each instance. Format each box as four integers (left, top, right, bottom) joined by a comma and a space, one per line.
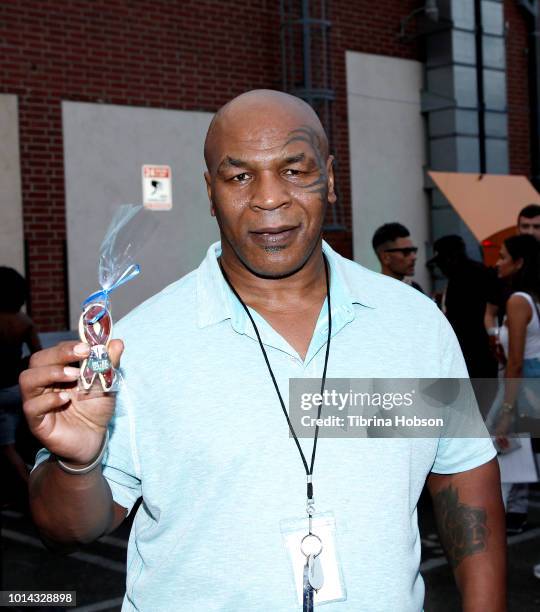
428, 171, 540, 241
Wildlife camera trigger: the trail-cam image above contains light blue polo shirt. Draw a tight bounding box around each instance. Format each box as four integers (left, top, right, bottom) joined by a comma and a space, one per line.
37, 241, 495, 611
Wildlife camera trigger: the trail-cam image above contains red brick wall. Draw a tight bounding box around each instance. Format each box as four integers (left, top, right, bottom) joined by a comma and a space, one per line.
504, 0, 531, 177
0, 0, 283, 330
0, 0, 531, 330
328, 0, 420, 258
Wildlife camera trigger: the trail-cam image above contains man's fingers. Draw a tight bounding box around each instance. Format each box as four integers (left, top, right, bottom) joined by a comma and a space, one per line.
19, 365, 81, 400
21, 339, 123, 400
28, 341, 90, 369
24, 390, 71, 422
108, 339, 124, 369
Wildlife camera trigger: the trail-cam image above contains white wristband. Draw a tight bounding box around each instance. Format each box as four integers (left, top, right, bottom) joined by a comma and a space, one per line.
56, 430, 109, 475
487, 327, 499, 337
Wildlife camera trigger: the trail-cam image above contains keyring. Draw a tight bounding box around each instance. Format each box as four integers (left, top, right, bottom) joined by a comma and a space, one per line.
300, 533, 323, 558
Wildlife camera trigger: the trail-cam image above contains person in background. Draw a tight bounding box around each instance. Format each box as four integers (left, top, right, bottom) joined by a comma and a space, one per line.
517, 203, 540, 240
485, 204, 540, 337
492, 235, 540, 577
0, 267, 41, 507
372, 222, 424, 293
428, 235, 498, 379
485, 203, 540, 534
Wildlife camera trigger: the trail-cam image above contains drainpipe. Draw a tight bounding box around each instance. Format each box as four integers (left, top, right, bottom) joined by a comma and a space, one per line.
474, 0, 487, 173
519, 0, 540, 190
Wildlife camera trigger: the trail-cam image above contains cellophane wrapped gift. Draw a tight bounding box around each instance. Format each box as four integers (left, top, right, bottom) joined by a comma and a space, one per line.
78, 204, 157, 394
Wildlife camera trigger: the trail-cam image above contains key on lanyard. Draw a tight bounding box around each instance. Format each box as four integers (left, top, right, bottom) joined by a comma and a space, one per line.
301, 533, 324, 612
303, 561, 315, 612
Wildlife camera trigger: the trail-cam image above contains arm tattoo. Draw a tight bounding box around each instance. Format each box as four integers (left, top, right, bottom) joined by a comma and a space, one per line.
432, 484, 489, 569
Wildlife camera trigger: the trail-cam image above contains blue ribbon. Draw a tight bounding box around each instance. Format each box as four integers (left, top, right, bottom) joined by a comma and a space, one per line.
82, 263, 141, 323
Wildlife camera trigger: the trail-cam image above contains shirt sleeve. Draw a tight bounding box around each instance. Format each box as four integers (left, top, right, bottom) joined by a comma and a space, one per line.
100, 374, 141, 514
431, 315, 496, 474
32, 373, 142, 516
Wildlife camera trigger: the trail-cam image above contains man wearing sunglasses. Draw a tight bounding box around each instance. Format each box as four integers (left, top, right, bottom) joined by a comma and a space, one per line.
372, 223, 424, 293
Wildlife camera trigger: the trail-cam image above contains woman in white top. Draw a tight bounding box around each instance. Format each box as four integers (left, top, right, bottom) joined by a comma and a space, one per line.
494, 235, 540, 578
494, 234, 540, 470
496, 234, 540, 393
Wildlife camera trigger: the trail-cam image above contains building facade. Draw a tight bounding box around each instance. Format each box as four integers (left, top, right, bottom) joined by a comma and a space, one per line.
0, 0, 534, 330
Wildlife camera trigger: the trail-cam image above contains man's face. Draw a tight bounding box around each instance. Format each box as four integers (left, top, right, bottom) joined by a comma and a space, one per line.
205, 114, 336, 278
380, 237, 418, 278
518, 215, 540, 241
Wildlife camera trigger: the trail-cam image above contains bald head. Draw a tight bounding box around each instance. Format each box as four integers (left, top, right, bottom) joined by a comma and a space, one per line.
204, 90, 328, 172
202, 89, 336, 280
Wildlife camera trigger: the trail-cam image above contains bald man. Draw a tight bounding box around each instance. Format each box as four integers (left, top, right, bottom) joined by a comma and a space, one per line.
21, 90, 505, 611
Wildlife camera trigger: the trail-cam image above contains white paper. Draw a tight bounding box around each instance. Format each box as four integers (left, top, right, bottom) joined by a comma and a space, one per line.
497, 434, 539, 483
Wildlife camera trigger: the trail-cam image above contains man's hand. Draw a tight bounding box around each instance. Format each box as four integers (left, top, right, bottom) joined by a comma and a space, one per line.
20, 340, 123, 466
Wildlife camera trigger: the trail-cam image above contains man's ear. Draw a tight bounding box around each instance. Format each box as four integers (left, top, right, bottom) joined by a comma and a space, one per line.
204, 171, 216, 217
326, 155, 337, 205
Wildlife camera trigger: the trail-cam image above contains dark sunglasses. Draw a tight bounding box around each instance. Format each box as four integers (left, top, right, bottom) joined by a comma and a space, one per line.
384, 247, 418, 256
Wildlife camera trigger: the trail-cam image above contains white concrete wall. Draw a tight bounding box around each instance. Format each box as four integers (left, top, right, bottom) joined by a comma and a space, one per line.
63, 102, 218, 329
0, 95, 25, 274
346, 51, 429, 291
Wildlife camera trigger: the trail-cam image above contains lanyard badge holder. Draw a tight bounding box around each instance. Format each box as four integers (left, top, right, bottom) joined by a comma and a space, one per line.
78, 204, 157, 394
220, 256, 346, 610
280, 512, 346, 607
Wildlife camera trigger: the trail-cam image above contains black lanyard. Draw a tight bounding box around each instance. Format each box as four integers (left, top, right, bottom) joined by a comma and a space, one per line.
219, 255, 332, 520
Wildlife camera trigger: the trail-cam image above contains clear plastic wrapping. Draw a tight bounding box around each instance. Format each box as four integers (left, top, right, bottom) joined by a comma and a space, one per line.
78, 205, 158, 393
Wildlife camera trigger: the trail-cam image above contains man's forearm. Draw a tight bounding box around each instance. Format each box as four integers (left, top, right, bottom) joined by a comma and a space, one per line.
29, 458, 117, 549
450, 492, 506, 612
428, 460, 506, 611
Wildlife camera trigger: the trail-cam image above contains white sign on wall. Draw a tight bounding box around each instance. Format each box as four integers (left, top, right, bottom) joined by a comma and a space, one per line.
142, 164, 172, 210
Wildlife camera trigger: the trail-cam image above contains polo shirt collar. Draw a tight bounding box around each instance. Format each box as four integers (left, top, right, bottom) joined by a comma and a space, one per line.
196, 240, 374, 331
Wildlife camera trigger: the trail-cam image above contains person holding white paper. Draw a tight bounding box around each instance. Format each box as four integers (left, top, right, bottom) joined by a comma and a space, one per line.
494, 234, 540, 579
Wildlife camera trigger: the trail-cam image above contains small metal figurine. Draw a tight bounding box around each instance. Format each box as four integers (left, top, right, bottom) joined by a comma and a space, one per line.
78, 301, 116, 393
